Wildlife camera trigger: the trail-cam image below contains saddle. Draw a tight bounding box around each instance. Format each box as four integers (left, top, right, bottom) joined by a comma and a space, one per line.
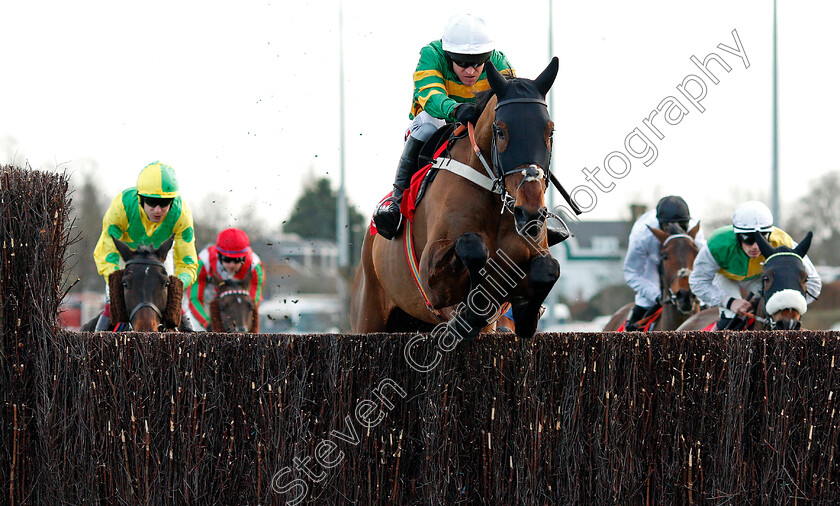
370, 124, 465, 236
399, 124, 464, 222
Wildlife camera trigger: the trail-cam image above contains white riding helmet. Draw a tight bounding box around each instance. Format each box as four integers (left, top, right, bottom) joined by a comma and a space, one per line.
442, 13, 494, 57
732, 201, 774, 234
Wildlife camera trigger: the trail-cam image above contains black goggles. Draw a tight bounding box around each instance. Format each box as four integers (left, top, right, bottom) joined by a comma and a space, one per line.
737, 231, 771, 245
140, 196, 174, 209
219, 254, 246, 264
451, 58, 488, 69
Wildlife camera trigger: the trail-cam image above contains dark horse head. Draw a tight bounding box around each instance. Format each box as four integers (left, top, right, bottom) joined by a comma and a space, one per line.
482, 57, 558, 243
754, 230, 814, 330
110, 235, 183, 332
209, 277, 257, 333
649, 222, 701, 314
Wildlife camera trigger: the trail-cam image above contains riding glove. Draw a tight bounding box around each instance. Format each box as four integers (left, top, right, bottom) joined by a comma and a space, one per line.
453, 103, 479, 125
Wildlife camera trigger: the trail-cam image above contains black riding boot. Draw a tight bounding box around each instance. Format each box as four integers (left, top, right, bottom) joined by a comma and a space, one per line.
373, 136, 425, 240
715, 314, 746, 330
94, 313, 111, 332
624, 304, 649, 331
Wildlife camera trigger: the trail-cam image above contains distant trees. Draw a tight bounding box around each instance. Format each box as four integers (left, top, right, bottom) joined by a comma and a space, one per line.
65, 170, 108, 293
787, 171, 840, 265
283, 176, 366, 268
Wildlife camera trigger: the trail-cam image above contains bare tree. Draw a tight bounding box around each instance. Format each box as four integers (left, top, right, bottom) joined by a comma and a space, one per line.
65, 166, 109, 293
787, 171, 840, 265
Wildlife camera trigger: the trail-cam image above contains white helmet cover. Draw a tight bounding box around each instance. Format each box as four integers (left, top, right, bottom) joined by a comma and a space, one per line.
732, 200, 774, 233
442, 13, 494, 55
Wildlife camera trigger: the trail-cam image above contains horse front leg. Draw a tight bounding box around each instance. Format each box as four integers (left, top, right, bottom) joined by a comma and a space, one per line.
511, 254, 560, 339
445, 232, 497, 342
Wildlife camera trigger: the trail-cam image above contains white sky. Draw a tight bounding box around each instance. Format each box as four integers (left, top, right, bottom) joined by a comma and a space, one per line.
2, 0, 838, 231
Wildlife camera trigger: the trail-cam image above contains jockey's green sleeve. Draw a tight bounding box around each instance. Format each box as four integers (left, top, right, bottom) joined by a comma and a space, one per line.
410, 39, 515, 121
93, 188, 198, 287
706, 225, 794, 281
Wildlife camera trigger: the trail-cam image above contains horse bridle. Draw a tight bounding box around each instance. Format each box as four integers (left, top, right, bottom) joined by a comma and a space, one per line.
218, 288, 254, 306
124, 256, 168, 326
658, 233, 698, 315
750, 251, 812, 330
467, 97, 569, 229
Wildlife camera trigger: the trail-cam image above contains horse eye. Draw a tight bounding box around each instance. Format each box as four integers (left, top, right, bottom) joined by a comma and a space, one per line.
496, 129, 506, 141
661, 253, 669, 261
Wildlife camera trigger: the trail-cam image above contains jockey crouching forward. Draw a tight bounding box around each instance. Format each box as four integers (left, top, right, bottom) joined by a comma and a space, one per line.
689, 200, 821, 330
187, 227, 265, 331
92, 161, 199, 331
372, 12, 567, 246
623, 196, 706, 331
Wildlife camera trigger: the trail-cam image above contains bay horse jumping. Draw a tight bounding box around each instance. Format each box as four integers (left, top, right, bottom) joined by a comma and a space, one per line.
603, 222, 701, 331
208, 277, 258, 333
351, 58, 563, 341
81, 236, 183, 332
677, 231, 814, 331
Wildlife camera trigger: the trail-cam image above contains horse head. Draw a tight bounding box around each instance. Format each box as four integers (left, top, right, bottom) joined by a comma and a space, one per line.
110, 235, 181, 332
480, 57, 559, 244
649, 222, 701, 314
209, 276, 257, 333
754, 231, 813, 330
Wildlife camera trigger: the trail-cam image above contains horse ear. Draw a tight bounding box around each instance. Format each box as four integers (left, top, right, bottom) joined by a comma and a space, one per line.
157, 234, 176, 260
755, 230, 774, 258
793, 231, 813, 257
647, 225, 668, 244
485, 60, 509, 96
688, 221, 701, 239
534, 57, 559, 97
113, 236, 133, 261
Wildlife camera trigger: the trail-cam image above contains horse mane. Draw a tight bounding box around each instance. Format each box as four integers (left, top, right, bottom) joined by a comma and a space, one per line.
662, 222, 687, 235
473, 74, 515, 118
474, 88, 496, 117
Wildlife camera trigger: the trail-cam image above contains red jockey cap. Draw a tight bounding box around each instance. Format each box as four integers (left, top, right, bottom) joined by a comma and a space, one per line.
216, 228, 250, 257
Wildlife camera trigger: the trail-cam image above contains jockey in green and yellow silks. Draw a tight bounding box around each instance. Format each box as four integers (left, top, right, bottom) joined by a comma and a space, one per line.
689, 201, 821, 330
92, 161, 198, 331
408, 38, 514, 123
372, 13, 514, 241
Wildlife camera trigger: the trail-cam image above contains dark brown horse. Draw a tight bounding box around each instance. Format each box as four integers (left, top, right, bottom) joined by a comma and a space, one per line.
81, 236, 183, 332
678, 231, 814, 331
603, 222, 701, 331
208, 277, 258, 333
351, 58, 562, 341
